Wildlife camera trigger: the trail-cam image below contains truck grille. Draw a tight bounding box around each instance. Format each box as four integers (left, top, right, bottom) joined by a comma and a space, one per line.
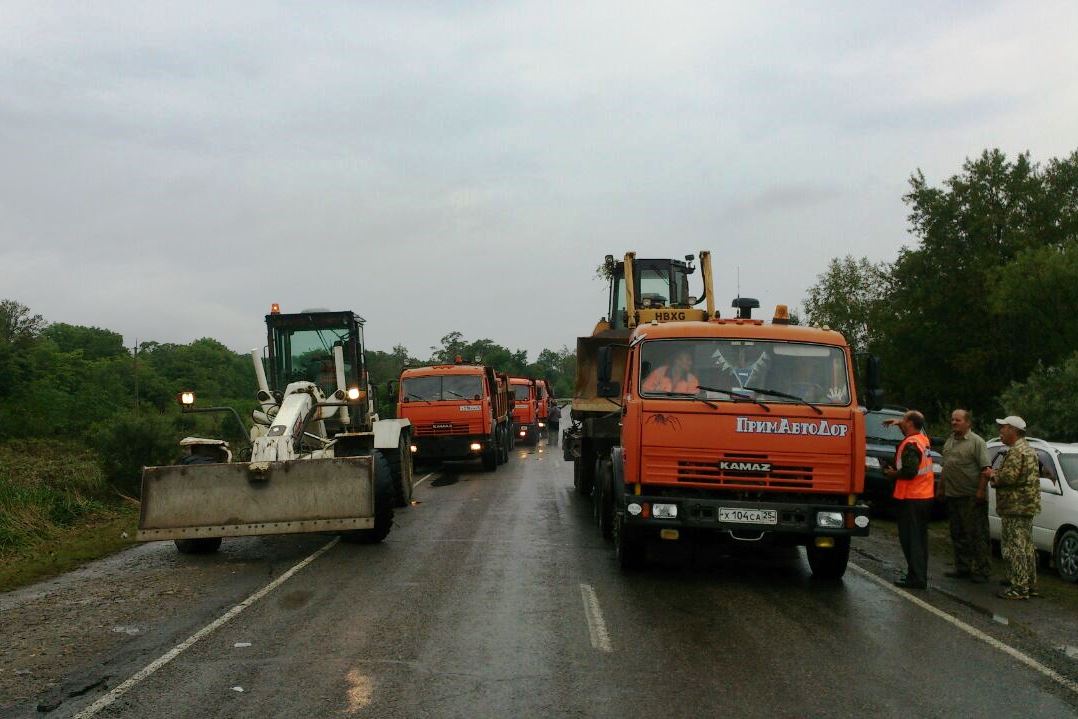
414, 422, 472, 436
642, 447, 849, 492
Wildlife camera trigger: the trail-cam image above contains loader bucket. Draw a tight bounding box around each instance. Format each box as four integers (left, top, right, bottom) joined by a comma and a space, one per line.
573, 330, 630, 411
137, 456, 375, 542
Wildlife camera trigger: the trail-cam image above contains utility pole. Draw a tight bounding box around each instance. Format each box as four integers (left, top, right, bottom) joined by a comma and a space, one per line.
133, 338, 140, 416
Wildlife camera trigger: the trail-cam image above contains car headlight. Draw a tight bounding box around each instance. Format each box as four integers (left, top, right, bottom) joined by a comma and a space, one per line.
865, 456, 881, 469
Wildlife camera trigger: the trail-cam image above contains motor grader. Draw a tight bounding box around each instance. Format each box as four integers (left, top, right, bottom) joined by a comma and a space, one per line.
137, 306, 414, 553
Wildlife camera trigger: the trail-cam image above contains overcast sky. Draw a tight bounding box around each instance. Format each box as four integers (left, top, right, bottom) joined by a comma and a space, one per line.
2, 1, 1076, 360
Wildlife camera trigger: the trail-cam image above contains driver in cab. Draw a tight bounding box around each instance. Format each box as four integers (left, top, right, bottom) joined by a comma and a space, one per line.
643, 348, 699, 394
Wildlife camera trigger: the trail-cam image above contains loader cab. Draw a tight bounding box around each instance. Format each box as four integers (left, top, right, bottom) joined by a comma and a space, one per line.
265, 310, 369, 429
607, 254, 710, 330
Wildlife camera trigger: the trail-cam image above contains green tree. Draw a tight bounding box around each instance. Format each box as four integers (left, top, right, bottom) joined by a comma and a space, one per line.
877, 149, 1078, 417
998, 353, 1078, 442
802, 256, 889, 355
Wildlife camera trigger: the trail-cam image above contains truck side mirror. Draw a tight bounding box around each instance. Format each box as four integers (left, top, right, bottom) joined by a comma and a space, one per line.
386, 379, 398, 396
865, 355, 883, 410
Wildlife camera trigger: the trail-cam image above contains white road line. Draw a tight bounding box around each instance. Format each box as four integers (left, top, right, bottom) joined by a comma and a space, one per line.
850, 563, 1078, 695
412, 472, 436, 488
73, 538, 341, 718
580, 583, 613, 653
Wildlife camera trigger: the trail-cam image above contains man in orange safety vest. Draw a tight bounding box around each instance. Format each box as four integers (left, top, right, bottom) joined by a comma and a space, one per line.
883, 410, 935, 589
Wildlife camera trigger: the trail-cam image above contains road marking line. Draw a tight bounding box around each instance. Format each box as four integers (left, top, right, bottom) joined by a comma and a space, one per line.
580, 583, 612, 653
73, 538, 341, 718
413, 472, 436, 488
850, 563, 1078, 695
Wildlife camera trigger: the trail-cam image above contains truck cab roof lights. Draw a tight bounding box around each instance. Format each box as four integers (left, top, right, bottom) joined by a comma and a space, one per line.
773, 304, 790, 324
270, 303, 280, 314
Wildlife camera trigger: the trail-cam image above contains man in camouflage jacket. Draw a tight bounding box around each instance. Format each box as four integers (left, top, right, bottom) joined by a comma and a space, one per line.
987, 416, 1041, 600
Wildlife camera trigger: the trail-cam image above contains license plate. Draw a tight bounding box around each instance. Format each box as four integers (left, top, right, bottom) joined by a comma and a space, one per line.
719, 508, 778, 525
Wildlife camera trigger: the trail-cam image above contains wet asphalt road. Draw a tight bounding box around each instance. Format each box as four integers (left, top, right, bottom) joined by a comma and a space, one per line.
11, 439, 1078, 718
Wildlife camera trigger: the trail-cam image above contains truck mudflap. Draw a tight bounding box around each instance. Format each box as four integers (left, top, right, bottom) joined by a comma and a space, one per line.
137, 456, 375, 541
619, 494, 871, 540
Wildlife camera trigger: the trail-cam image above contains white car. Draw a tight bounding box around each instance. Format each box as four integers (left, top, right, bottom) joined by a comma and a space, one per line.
987, 438, 1078, 582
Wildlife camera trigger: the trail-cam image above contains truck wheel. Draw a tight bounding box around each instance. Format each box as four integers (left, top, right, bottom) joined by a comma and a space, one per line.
615, 514, 645, 570
1054, 528, 1078, 582
174, 537, 222, 554
499, 427, 510, 464
385, 436, 413, 508
574, 454, 595, 496
806, 537, 851, 580
482, 444, 498, 471
343, 452, 394, 544
595, 458, 614, 540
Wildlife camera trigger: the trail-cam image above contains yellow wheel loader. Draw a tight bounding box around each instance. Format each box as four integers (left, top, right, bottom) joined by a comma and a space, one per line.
138, 307, 414, 553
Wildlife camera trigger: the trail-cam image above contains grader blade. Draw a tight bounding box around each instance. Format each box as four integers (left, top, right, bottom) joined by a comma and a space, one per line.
137, 456, 375, 541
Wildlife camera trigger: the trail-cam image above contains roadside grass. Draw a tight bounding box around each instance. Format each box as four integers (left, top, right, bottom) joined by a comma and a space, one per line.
0, 439, 139, 593
872, 517, 1078, 611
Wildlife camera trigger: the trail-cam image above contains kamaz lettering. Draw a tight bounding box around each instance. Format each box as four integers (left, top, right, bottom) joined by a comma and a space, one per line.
719, 461, 771, 472
735, 417, 850, 437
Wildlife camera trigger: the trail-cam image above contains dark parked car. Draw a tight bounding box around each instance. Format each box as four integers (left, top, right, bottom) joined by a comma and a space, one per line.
862, 408, 942, 514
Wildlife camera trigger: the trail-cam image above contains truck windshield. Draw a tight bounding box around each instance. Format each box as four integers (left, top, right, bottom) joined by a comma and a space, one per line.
639, 339, 851, 406
402, 375, 484, 402
513, 385, 531, 400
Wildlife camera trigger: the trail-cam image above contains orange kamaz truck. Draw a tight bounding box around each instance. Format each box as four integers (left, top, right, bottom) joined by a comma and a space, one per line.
567, 252, 870, 577
509, 376, 539, 445
397, 361, 511, 470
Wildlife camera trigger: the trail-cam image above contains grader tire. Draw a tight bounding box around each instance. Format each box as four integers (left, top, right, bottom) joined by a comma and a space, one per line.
343, 452, 395, 544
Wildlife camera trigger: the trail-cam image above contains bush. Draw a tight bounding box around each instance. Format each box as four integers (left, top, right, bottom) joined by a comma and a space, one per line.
998, 352, 1078, 442
87, 410, 180, 497
0, 439, 112, 552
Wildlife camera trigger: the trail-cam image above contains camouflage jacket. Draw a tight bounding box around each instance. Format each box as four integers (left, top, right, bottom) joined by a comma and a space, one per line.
994, 437, 1041, 517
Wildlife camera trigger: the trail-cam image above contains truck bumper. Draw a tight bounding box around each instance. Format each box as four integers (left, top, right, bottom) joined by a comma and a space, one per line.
413, 435, 490, 461
620, 494, 870, 545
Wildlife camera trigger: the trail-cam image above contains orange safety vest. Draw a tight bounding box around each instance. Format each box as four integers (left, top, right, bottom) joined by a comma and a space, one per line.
892, 432, 934, 500
642, 367, 699, 394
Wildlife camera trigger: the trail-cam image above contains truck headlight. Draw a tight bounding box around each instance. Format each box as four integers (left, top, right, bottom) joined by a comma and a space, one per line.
538, 422, 545, 428
932, 462, 942, 473
652, 503, 678, 519
469, 443, 482, 451
865, 456, 881, 469
627, 503, 642, 516
816, 511, 844, 528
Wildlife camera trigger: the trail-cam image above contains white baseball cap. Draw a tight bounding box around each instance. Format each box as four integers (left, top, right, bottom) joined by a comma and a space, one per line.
995, 415, 1027, 431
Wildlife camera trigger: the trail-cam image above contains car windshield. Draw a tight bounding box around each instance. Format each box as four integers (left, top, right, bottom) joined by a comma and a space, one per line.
402, 375, 483, 401
865, 413, 904, 441
638, 339, 851, 405
1058, 453, 1078, 491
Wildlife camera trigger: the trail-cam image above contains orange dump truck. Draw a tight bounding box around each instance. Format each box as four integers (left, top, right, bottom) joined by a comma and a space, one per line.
397, 362, 511, 470
568, 252, 869, 577
593, 308, 870, 575
509, 376, 539, 445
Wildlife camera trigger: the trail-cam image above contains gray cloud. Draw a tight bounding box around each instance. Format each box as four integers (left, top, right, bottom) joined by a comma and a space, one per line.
2, 1, 1076, 359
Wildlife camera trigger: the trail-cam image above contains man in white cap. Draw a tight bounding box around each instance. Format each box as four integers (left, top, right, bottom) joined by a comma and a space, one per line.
986, 415, 1040, 600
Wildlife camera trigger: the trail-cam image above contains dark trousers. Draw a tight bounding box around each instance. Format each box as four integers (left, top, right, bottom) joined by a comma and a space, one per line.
947, 496, 991, 578
897, 499, 933, 585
